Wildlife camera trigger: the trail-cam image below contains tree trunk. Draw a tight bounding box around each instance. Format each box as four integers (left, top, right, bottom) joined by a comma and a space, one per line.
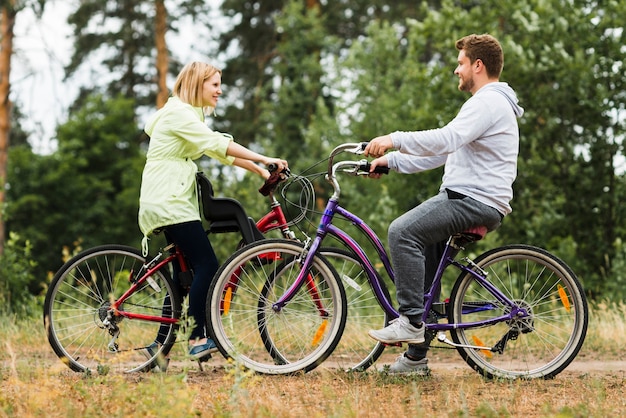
155, 0, 168, 109
0, 2, 16, 256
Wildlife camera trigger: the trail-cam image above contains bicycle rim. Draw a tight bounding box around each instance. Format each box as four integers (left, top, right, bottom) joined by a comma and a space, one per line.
43, 245, 180, 373
448, 245, 588, 379
208, 239, 347, 375
319, 247, 388, 371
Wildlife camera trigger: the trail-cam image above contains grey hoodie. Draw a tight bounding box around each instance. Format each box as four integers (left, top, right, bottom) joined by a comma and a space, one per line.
387, 82, 524, 216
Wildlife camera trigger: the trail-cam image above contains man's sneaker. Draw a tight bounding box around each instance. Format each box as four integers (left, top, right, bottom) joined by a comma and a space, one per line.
189, 338, 218, 360
142, 342, 169, 372
388, 354, 430, 375
368, 315, 425, 344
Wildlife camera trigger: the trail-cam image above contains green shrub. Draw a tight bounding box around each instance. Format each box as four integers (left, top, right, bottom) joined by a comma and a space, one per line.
0, 232, 41, 317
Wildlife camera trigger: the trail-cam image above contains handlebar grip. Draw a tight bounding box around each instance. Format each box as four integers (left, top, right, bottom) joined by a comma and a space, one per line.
359, 162, 390, 174
259, 167, 291, 196
268, 163, 278, 173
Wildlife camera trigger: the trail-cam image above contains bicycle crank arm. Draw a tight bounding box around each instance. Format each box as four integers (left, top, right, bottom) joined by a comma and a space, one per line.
436, 332, 495, 352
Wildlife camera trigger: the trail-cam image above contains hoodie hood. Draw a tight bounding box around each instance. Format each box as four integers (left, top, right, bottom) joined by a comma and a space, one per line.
480, 82, 524, 118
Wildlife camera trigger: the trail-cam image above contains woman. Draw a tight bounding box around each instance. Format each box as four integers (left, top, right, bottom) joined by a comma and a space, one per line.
139, 62, 288, 362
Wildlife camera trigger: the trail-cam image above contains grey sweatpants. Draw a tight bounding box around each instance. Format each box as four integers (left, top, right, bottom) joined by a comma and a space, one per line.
388, 190, 503, 320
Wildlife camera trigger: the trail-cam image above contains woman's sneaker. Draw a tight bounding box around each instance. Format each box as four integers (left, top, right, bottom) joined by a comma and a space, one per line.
189, 338, 218, 361
388, 354, 430, 375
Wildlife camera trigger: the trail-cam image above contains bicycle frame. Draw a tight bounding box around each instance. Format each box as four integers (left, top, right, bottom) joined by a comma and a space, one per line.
107, 245, 184, 325
112, 176, 299, 324
272, 143, 529, 332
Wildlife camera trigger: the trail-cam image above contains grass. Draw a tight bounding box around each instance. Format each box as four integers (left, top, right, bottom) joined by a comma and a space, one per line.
1, 301, 625, 417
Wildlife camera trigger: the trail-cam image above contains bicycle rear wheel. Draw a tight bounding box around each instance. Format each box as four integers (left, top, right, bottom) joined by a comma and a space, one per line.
448, 245, 588, 379
207, 239, 347, 375
319, 247, 388, 371
43, 245, 181, 373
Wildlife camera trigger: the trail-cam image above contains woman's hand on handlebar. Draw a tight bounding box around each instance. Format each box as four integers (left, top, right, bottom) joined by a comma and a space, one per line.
368, 156, 389, 179
262, 158, 289, 179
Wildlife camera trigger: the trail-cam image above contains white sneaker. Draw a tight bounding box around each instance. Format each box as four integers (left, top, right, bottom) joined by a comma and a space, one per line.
368, 315, 425, 344
388, 355, 430, 375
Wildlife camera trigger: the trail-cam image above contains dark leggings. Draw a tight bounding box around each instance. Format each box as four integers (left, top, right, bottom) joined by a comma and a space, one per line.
155, 221, 219, 342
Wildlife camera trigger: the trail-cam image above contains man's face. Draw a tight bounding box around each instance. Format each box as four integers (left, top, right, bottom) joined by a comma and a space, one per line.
454, 49, 475, 93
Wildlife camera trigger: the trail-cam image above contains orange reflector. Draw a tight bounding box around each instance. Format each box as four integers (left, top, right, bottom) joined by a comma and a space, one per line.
558, 284, 571, 312
311, 319, 328, 347
472, 335, 493, 358
223, 287, 232, 315
259, 252, 281, 262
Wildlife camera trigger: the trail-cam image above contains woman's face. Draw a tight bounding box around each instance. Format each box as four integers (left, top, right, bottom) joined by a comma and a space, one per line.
202, 72, 222, 108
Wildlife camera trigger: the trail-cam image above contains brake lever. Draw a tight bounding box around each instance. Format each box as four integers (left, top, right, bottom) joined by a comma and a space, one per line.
352, 142, 369, 155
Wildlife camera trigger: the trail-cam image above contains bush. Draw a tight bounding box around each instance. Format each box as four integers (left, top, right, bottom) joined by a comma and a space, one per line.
0, 232, 42, 317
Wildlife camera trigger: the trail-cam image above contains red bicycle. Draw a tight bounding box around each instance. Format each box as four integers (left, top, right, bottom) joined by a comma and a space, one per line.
43, 168, 386, 373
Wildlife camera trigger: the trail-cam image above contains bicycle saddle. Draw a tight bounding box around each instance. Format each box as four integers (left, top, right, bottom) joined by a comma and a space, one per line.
196, 172, 264, 244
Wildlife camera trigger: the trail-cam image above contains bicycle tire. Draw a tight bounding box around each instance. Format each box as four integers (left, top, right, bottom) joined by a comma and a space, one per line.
448, 244, 588, 379
318, 247, 388, 371
258, 247, 388, 372
207, 239, 347, 375
43, 245, 181, 373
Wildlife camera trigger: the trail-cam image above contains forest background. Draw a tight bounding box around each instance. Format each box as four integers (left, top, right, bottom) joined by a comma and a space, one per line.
0, 0, 625, 318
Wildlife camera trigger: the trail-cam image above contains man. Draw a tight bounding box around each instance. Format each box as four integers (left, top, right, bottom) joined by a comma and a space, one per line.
364, 34, 524, 374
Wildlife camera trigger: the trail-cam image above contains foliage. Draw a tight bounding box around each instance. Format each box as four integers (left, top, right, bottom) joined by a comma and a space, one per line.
332, 0, 626, 299
5, 94, 145, 279
0, 232, 40, 317
215, 0, 440, 147
4, 0, 626, 303
64, 0, 211, 110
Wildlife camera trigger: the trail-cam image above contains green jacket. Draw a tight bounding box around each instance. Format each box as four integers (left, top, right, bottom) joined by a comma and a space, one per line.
139, 96, 235, 254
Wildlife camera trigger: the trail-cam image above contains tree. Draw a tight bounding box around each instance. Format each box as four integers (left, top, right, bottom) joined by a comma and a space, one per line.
154, 0, 168, 108
65, 0, 212, 111
336, 0, 626, 299
5, 94, 145, 279
0, 0, 47, 255
0, 0, 17, 255
215, 0, 439, 148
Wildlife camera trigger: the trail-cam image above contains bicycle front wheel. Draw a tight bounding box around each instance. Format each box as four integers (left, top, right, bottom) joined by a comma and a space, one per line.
448, 245, 588, 379
43, 245, 181, 373
207, 239, 347, 375
319, 247, 388, 371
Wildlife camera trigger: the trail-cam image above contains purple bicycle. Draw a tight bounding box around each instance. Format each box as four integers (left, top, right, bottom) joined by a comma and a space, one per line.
207, 142, 588, 379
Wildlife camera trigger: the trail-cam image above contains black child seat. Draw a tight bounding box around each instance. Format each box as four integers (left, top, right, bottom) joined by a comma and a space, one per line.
196, 172, 265, 244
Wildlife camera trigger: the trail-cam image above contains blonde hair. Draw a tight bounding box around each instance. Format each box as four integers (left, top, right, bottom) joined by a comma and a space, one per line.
172, 62, 222, 111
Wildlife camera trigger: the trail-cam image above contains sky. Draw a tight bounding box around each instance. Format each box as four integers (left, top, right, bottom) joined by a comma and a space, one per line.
11, 1, 229, 155
12, 2, 74, 154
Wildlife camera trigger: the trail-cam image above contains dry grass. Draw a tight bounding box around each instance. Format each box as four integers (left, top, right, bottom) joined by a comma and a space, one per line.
1, 302, 625, 417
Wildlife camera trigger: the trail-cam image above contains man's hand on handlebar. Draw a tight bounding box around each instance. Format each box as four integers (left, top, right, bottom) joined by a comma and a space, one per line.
363, 135, 394, 158
367, 156, 389, 179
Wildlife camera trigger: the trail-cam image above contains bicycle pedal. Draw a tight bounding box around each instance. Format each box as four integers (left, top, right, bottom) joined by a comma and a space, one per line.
197, 353, 212, 363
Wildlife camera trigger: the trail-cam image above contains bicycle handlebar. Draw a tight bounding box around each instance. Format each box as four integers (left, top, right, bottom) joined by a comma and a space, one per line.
323, 142, 391, 200
327, 142, 390, 176
259, 166, 291, 196
357, 161, 390, 175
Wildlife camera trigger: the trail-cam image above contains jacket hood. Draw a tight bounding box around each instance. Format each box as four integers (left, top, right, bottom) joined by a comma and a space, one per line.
481, 82, 524, 118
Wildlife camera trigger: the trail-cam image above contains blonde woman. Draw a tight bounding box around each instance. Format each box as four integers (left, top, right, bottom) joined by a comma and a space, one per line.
139, 62, 288, 363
